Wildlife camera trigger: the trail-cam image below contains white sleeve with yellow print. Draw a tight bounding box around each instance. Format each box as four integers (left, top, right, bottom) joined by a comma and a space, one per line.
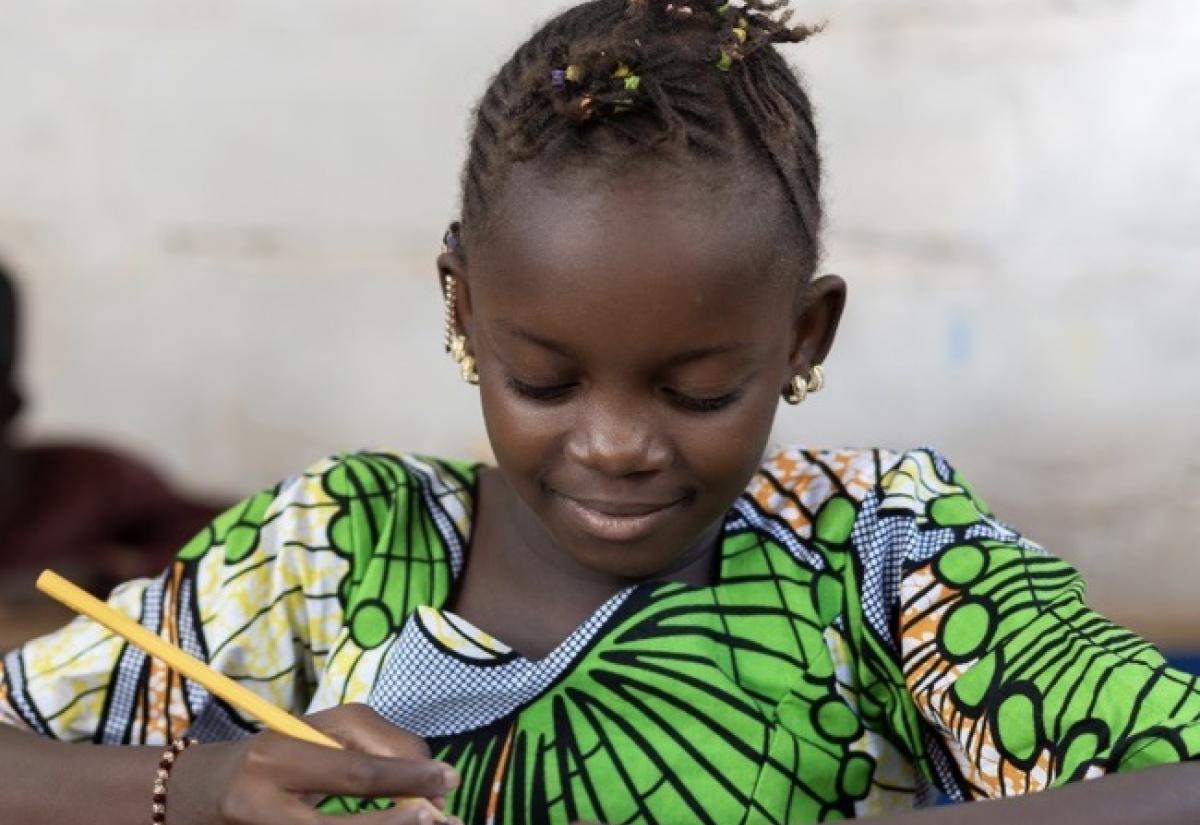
0, 457, 351, 745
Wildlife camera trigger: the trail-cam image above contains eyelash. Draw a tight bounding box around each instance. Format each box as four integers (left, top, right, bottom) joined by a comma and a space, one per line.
504, 377, 741, 413
505, 377, 575, 403
666, 389, 742, 413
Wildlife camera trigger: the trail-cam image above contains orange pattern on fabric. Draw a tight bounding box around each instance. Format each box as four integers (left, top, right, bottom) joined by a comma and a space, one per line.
901, 564, 1051, 797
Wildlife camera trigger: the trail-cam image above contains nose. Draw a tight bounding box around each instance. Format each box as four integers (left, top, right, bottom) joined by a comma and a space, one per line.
564, 397, 671, 478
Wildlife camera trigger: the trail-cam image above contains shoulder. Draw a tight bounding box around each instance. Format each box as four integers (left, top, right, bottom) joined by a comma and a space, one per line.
747, 445, 903, 515
752, 445, 983, 504
871, 447, 995, 526
273, 450, 478, 506
744, 445, 1004, 539
175, 449, 479, 566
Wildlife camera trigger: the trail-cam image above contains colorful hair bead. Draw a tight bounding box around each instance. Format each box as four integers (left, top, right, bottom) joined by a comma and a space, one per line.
565, 64, 583, 83
550, 68, 567, 92
612, 63, 642, 91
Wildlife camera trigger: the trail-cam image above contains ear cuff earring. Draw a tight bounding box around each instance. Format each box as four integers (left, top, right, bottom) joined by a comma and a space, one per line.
442, 274, 479, 385
783, 365, 825, 405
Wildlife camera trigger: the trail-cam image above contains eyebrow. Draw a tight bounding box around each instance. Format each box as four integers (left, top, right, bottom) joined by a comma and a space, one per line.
493, 322, 753, 366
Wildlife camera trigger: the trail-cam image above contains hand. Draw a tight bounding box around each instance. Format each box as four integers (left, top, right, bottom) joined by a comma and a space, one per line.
169, 703, 461, 825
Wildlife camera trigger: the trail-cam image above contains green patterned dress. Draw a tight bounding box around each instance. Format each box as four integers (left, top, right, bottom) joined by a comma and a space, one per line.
3, 447, 1198, 823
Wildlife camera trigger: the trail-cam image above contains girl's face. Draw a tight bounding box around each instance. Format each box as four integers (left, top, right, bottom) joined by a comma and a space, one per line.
444, 164, 844, 582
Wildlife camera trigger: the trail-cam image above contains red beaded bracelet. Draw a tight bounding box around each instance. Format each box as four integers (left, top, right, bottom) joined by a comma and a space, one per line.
151, 736, 197, 824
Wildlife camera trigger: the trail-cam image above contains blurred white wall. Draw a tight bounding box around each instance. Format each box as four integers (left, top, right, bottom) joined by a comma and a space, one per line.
0, 1, 1197, 641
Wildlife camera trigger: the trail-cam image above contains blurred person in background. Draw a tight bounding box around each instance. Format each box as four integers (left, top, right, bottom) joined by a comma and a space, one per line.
0, 257, 225, 601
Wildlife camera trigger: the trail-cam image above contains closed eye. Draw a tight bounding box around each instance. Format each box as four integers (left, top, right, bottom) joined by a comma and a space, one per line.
664, 388, 742, 413
504, 376, 576, 403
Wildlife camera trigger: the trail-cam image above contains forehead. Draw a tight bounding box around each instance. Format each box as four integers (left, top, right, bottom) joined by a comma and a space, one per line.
470, 163, 794, 351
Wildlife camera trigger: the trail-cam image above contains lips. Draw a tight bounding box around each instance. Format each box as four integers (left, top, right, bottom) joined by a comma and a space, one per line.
553, 491, 688, 543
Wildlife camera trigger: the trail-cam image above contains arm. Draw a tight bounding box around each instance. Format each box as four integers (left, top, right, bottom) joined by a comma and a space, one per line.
882, 450, 1200, 816
567, 763, 1200, 825
0, 470, 336, 746
881, 761, 1200, 824
0, 722, 162, 824
0, 456, 457, 823
0, 704, 457, 825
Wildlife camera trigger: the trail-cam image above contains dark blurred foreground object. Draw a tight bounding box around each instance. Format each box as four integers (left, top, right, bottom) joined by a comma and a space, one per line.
0, 258, 224, 623
0, 442, 221, 590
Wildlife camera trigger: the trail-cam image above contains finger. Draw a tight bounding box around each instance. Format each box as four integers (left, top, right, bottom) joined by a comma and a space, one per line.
315, 809, 460, 825
306, 703, 432, 760
252, 735, 456, 799
393, 796, 461, 825
316, 801, 464, 825
274, 795, 458, 825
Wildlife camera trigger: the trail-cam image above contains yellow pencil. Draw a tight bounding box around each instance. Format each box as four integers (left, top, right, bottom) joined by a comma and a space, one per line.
36, 569, 434, 815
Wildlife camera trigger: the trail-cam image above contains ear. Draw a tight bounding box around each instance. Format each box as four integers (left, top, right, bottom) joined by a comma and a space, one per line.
435, 247, 474, 339
787, 274, 846, 378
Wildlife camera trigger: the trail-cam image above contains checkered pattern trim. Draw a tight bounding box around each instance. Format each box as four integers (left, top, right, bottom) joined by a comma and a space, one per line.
852, 448, 1041, 652
101, 573, 165, 743
176, 575, 217, 724
850, 491, 936, 651
370, 589, 634, 738
403, 455, 473, 578
188, 699, 257, 742
727, 496, 826, 570
1, 649, 50, 736
922, 727, 967, 803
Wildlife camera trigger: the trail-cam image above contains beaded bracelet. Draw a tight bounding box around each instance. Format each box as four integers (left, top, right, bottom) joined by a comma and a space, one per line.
151, 736, 197, 824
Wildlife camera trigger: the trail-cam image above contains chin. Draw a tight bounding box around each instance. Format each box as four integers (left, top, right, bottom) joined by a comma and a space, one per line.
546, 513, 705, 581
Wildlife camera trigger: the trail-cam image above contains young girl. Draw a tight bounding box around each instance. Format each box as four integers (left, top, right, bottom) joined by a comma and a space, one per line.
2, 2, 1198, 823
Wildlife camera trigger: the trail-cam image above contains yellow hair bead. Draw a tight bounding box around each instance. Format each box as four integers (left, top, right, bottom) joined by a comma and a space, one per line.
613, 63, 641, 93
565, 64, 583, 83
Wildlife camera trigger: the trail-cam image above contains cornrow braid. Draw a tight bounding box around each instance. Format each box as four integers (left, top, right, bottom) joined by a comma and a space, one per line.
455, 0, 824, 276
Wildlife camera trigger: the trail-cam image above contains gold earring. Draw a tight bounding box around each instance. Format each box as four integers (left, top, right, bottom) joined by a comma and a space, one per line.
783, 365, 826, 405
442, 275, 479, 385
783, 375, 808, 405
806, 364, 825, 394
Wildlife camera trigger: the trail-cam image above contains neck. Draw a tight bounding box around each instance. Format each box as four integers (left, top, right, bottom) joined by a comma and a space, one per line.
452, 467, 722, 660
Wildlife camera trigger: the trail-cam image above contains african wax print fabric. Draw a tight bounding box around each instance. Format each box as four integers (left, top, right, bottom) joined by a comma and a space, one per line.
3, 447, 1198, 824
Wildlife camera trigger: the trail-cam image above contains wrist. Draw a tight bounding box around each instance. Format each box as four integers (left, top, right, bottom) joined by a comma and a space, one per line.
151, 737, 197, 823
161, 740, 240, 825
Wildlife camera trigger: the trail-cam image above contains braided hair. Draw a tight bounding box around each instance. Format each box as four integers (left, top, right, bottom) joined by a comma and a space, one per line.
454, 0, 824, 278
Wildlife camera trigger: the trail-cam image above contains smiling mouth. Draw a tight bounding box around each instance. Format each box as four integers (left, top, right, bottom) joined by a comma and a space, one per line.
554, 492, 688, 543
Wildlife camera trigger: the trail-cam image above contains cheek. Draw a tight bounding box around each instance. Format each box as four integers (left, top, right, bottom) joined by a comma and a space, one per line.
676, 388, 780, 486
478, 384, 561, 474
